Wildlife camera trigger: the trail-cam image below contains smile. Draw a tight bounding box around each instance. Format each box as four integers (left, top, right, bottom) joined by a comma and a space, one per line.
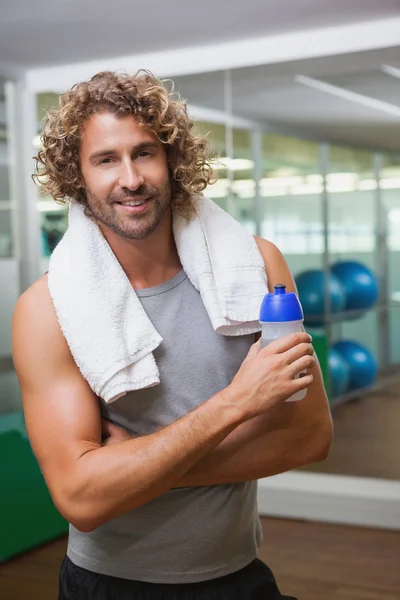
118, 197, 149, 207
116, 197, 152, 214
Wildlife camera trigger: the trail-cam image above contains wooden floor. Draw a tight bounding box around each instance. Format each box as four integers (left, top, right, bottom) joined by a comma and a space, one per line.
1, 518, 400, 600
300, 377, 400, 480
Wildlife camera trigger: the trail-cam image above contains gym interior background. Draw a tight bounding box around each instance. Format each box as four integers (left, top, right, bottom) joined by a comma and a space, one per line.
1, 2, 400, 599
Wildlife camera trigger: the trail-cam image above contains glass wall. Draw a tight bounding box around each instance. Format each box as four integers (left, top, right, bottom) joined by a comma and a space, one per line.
328, 146, 376, 256
174, 71, 257, 233
35, 92, 68, 269
230, 128, 255, 233
381, 153, 400, 365
32, 71, 399, 402
204, 126, 255, 232
260, 134, 322, 274
326, 146, 380, 375
0, 79, 22, 414
191, 120, 227, 210
0, 80, 12, 259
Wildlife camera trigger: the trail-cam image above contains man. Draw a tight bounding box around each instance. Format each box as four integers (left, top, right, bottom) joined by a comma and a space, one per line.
12, 71, 332, 600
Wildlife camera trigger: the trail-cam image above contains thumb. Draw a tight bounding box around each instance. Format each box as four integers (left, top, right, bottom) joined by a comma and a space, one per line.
245, 339, 261, 361
101, 418, 131, 442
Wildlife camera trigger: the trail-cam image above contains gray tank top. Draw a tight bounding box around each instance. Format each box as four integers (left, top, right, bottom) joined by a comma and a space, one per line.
67, 270, 262, 583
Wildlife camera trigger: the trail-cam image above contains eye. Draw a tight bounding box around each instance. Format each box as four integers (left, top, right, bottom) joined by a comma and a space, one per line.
99, 158, 114, 165
137, 151, 151, 158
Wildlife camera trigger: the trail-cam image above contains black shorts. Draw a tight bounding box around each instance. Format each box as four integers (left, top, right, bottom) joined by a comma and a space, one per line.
59, 555, 298, 600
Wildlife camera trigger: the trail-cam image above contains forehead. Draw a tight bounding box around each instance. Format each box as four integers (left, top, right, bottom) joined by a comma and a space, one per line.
81, 112, 158, 152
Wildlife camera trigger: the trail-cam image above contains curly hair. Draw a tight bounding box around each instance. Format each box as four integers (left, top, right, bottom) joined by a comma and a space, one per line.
33, 70, 215, 219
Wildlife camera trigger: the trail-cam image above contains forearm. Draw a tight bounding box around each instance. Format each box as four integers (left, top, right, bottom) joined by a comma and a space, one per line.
63, 389, 243, 531
174, 408, 313, 486
176, 367, 332, 487
176, 410, 330, 487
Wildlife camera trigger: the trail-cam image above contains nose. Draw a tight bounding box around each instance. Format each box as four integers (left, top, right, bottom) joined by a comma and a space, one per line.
118, 160, 144, 191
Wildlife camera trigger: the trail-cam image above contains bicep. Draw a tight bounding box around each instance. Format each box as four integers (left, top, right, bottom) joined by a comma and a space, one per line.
254, 236, 297, 294
12, 278, 102, 505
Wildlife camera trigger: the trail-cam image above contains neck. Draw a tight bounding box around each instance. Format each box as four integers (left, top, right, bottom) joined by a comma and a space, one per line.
99, 210, 182, 289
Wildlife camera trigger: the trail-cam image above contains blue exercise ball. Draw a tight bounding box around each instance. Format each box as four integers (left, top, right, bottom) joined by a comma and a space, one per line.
328, 348, 350, 397
331, 261, 379, 311
332, 340, 378, 391
295, 270, 347, 325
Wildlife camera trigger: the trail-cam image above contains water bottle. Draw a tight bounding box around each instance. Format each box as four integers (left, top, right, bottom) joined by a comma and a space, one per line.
259, 283, 307, 402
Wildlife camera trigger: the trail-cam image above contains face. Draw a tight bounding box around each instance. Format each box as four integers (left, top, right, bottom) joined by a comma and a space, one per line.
80, 112, 171, 240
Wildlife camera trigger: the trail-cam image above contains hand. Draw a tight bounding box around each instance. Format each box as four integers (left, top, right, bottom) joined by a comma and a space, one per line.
227, 332, 315, 420
101, 419, 132, 447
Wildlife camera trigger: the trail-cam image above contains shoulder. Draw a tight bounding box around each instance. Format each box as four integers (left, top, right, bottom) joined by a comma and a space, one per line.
17, 273, 50, 303
253, 235, 287, 270
13, 274, 54, 329
253, 236, 282, 260
12, 274, 70, 372
253, 235, 296, 293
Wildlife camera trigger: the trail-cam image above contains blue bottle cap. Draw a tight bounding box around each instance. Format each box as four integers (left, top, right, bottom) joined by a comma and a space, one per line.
259, 284, 304, 323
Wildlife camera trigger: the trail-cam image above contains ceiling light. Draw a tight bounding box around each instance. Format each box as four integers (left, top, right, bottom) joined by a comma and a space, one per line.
206, 179, 230, 198
290, 183, 323, 195
381, 64, 400, 80
261, 187, 287, 197
327, 172, 358, 183
327, 182, 356, 193
261, 176, 304, 188
380, 178, 400, 189
305, 174, 324, 184
295, 74, 400, 117
214, 158, 254, 171
232, 180, 255, 196
358, 179, 377, 191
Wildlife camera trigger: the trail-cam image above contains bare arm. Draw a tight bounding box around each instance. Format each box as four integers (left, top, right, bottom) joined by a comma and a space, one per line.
174, 238, 333, 486
105, 364, 329, 487
12, 277, 244, 531
176, 361, 330, 486
12, 275, 314, 531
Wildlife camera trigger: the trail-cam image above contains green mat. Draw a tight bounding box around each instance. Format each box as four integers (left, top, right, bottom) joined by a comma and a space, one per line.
0, 411, 68, 561
308, 331, 330, 397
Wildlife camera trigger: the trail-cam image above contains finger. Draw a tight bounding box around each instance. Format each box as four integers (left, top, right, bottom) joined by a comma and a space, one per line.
261, 332, 312, 355
245, 339, 261, 361
286, 354, 316, 378
101, 418, 129, 439
101, 418, 115, 436
289, 372, 314, 393
281, 342, 314, 366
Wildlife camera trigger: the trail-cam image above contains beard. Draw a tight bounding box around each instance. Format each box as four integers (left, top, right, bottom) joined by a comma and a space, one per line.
86, 180, 172, 240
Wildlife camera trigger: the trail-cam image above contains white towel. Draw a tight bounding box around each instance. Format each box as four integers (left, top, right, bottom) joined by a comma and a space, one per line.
48, 195, 268, 403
